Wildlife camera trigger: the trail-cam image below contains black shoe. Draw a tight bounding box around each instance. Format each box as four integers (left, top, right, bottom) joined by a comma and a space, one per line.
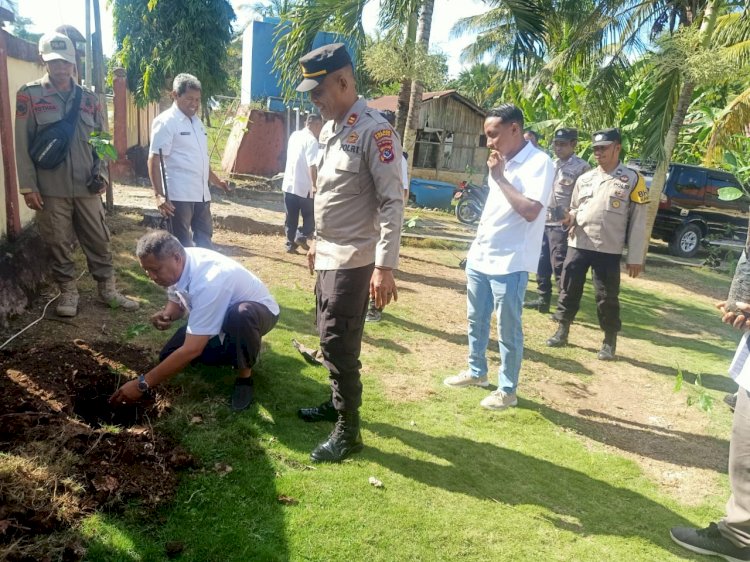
231, 378, 254, 412
298, 399, 338, 422
523, 297, 550, 314
311, 410, 364, 463
670, 522, 750, 561
725, 392, 738, 412
546, 322, 569, 347
285, 245, 298, 254
295, 238, 310, 251
597, 332, 617, 361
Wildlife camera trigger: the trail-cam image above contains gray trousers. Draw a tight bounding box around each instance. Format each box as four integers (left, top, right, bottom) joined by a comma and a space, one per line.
720, 387, 750, 546
171, 200, 213, 249
36, 196, 113, 284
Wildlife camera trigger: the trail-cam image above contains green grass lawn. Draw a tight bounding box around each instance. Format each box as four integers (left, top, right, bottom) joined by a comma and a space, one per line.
76, 222, 739, 562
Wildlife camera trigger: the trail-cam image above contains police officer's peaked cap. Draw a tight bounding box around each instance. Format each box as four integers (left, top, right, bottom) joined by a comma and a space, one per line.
296, 43, 352, 93
554, 128, 578, 141
591, 128, 621, 147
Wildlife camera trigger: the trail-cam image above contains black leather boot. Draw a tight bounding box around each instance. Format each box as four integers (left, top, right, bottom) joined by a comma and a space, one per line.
546, 321, 570, 347
310, 410, 364, 463
523, 296, 551, 314
597, 331, 617, 361
297, 399, 338, 422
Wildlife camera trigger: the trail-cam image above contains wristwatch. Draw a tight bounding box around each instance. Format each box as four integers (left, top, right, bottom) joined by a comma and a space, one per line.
137, 374, 150, 393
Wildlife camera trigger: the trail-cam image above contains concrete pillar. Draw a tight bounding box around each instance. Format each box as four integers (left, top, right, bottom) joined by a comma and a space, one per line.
110, 67, 134, 182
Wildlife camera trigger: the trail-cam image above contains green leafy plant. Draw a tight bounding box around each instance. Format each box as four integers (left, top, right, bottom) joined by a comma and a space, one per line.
123, 322, 150, 341
89, 131, 118, 162
674, 367, 714, 413
405, 215, 421, 229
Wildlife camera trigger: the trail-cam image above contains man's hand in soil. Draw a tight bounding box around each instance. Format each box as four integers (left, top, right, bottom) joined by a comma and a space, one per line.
109, 379, 143, 406
717, 300, 750, 330
151, 311, 173, 330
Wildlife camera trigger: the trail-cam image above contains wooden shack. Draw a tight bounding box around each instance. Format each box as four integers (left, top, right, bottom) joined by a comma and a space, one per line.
368, 90, 487, 184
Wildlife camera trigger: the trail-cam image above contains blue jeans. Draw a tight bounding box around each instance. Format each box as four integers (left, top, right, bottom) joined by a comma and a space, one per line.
466, 267, 528, 394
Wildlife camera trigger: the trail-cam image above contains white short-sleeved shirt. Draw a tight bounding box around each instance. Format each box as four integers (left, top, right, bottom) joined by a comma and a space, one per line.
167, 248, 280, 337
401, 156, 409, 191
282, 128, 319, 197
149, 103, 210, 203
466, 141, 555, 275
729, 332, 750, 391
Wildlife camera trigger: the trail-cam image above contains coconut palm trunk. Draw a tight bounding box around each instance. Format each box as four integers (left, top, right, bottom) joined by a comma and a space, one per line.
640, 0, 722, 263
402, 0, 434, 176
395, 11, 418, 140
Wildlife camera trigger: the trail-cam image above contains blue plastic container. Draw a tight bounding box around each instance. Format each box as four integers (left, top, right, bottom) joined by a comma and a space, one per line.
409, 178, 457, 209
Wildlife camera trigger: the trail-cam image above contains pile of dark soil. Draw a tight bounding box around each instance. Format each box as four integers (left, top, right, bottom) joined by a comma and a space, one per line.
0, 340, 192, 561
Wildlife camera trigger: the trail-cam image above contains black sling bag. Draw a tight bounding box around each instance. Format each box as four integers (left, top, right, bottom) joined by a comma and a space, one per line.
28, 86, 83, 170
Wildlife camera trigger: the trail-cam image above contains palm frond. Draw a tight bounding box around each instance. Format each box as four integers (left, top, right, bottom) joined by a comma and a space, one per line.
706, 85, 750, 161
639, 63, 683, 161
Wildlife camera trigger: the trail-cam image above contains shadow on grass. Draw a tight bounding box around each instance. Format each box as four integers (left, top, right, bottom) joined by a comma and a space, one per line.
525, 347, 595, 376
365, 422, 701, 556
526, 401, 730, 473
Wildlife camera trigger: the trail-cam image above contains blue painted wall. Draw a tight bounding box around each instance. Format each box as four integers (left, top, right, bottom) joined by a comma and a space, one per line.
240, 17, 355, 106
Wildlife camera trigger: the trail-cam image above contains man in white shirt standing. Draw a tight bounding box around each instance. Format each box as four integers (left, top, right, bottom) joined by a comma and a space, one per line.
148, 74, 228, 249
282, 114, 323, 253
109, 230, 279, 412
444, 104, 554, 410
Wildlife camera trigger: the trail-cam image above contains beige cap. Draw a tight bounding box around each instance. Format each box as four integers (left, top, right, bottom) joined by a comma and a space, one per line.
39, 32, 76, 65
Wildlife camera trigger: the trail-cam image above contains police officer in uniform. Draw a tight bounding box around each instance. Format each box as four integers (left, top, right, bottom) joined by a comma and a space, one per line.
294, 44, 404, 462
525, 128, 590, 313
546, 128, 648, 360
14, 32, 139, 318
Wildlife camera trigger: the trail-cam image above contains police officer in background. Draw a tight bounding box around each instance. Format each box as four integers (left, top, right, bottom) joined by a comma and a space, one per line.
14, 32, 138, 317
294, 43, 404, 462
546, 128, 648, 360
525, 128, 590, 313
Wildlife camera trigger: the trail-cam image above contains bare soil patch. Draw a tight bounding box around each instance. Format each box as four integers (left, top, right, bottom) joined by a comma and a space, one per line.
0, 340, 192, 561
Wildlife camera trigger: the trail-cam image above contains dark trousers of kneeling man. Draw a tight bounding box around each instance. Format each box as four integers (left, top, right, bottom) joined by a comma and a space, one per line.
160, 301, 278, 371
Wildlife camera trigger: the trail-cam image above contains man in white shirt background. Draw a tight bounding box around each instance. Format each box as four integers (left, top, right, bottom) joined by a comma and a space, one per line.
444, 104, 555, 411
148, 73, 228, 249
282, 114, 323, 253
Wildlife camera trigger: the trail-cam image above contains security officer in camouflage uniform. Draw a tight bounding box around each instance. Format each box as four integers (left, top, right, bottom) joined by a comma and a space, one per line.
546, 128, 648, 360
525, 128, 590, 313
14, 32, 138, 317
294, 43, 404, 463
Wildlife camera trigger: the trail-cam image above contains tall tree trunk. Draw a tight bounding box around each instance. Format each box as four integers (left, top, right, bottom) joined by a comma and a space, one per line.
403, 0, 434, 178
395, 11, 418, 140
640, 0, 722, 263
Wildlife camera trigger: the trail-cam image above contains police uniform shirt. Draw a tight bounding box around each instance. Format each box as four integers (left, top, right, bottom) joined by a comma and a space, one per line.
166, 247, 280, 337
314, 97, 405, 271
149, 103, 211, 203
282, 127, 319, 197
466, 141, 556, 275
547, 154, 590, 225
568, 163, 649, 264
15, 74, 103, 197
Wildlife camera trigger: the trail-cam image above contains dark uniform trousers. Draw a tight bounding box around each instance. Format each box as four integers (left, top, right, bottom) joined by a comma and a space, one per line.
171, 201, 213, 250
553, 247, 622, 332
284, 192, 315, 249
160, 302, 278, 369
316, 264, 374, 412
536, 225, 569, 298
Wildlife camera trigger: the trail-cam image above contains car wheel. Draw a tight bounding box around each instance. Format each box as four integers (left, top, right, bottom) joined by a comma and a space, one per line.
669, 223, 702, 258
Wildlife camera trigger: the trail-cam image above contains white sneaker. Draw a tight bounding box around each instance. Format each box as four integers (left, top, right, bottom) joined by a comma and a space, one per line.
480, 390, 518, 411
443, 370, 489, 388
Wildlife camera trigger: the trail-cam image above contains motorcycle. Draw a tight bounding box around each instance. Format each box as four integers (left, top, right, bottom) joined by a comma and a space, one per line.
453, 181, 489, 225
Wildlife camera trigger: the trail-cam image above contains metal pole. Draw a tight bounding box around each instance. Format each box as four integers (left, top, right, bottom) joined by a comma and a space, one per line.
84, 0, 92, 88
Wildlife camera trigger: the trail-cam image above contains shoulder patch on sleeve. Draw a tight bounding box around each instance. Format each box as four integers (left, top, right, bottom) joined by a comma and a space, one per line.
374, 128, 393, 142
630, 174, 650, 204
16, 91, 30, 119
378, 141, 395, 163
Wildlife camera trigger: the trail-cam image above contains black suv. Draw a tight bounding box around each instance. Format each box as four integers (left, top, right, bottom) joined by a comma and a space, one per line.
635, 163, 748, 258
